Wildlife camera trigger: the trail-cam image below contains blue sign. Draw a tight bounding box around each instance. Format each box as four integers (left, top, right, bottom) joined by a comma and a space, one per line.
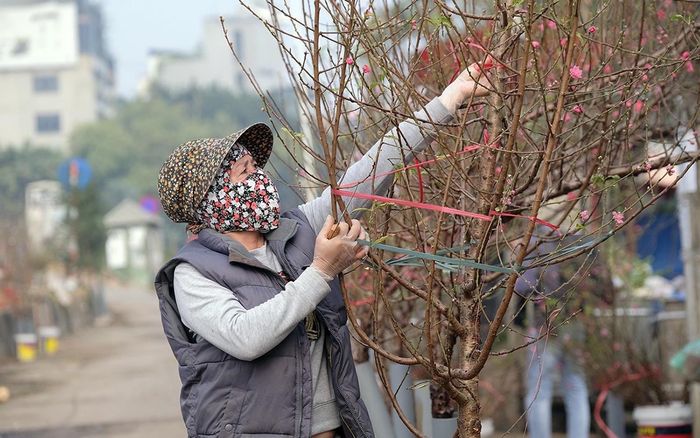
139, 195, 160, 214
58, 157, 92, 190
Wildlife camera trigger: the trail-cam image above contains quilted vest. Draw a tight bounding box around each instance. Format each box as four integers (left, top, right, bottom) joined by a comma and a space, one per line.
154, 208, 374, 438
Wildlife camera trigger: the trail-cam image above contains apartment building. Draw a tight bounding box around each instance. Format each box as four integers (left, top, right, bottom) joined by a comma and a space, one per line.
140, 5, 288, 96
0, 0, 114, 152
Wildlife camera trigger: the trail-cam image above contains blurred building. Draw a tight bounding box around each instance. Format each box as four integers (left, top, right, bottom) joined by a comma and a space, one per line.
104, 199, 164, 285
24, 180, 66, 253
140, 5, 288, 96
0, 0, 114, 152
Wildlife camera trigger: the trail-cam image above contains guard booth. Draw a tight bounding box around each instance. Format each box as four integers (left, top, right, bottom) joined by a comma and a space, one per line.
104, 199, 163, 284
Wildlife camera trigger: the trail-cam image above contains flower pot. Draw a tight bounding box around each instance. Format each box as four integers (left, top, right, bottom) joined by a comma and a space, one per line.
356, 360, 396, 438
38, 326, 60, 355
389, 362, 416, 438
431, 417, 457, 437
14, 333, 37, 362
633, 402, 692, 437
412, 380, 433, 437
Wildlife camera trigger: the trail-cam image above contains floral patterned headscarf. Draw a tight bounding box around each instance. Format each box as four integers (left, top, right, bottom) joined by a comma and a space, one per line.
193, 144, 280, 234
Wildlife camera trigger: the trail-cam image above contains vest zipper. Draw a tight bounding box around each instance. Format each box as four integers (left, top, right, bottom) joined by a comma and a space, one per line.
230, 257, 289, 285
231, 251, 309, 437
325, 335, 362, 438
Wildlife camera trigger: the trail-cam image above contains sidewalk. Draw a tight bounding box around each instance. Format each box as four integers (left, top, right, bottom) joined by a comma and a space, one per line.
0, 282, 184, 438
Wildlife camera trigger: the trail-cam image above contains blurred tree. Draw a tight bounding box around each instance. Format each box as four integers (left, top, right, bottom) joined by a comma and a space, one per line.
64, 183, 106, 271
0, 146, 64, 220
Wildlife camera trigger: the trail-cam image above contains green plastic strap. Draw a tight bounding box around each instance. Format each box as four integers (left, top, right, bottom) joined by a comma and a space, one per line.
525, 233, 612, 266
359, 232, 612, 275
382, 244, 472, 268
358, 239, 517, 274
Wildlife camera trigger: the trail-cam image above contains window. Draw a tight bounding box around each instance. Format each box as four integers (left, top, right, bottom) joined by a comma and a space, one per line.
33, 75, 59, 92
36, 114, 61, 133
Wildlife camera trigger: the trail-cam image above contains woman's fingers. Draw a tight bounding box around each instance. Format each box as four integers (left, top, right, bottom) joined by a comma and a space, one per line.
320, 215, 335, 238
354, 228, 367, 254
335, 221, 350, 238
356, 244, 369, 260
346, 219, 362, 241
324, 219, 370, 263
462, 60, 493, 97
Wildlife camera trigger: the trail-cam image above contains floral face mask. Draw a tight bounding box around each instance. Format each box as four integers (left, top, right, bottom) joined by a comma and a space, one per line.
195, 145, 280, 233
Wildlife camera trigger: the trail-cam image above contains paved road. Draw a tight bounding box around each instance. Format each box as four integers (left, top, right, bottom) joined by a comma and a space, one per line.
0, 282, 185, 438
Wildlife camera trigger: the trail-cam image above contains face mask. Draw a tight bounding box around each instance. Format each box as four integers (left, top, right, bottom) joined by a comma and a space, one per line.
195, 146, 280, 233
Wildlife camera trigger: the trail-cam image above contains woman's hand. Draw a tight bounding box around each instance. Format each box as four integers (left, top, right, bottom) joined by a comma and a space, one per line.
311, 216, 368, 279
438, 57, 493, 113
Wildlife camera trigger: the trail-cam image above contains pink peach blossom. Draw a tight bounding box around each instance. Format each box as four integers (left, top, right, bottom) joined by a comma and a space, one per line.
569, 65, 583, 79
580, 210, 590, 221
531, 40, 541, 49
612, 211, 625, 225
345, 56, 354, 65
587, 25, 597, 34
572, 104, 583, 114
362, 64, 372, 74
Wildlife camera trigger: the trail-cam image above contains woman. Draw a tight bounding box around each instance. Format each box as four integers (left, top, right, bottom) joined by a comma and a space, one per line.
154, 61, 490, 438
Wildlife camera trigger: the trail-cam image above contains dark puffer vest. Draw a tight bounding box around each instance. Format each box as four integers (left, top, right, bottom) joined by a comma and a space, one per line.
154, 208, 374, 438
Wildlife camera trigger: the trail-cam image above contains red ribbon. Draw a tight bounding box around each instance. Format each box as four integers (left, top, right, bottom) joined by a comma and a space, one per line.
489, 211, 559, 231
332, 189, 493, 221
413, 158, 425, 203
350, 296, 376, 307
333, 144, 559, 230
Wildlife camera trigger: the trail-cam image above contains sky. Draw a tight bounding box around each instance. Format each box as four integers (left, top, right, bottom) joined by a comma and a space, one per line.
97, 0, 240, 98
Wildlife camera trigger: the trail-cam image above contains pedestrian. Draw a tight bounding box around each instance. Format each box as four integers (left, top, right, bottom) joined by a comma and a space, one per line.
516, 228, 614, 438
154, 60, 491, 438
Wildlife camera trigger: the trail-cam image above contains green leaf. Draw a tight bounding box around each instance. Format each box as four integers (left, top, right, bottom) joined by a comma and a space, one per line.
409, 380, 431, 390
591, 173, 606, 189
427, 14, 452, 29
373, 235, 391, 245
604, 175, 621, 189
670, 14, 689, 23
281, 127, 304, 140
